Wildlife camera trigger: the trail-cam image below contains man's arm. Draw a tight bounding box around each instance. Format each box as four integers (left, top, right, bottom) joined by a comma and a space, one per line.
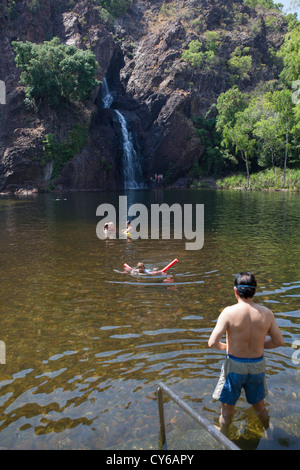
208, 309, 229, 350
264, 312, 284, 349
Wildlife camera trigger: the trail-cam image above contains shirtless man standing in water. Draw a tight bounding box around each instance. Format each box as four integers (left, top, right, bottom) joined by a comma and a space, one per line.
208, 272, 284, 434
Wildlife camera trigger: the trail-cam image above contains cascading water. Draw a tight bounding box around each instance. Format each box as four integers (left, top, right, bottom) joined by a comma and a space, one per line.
114, 110, 144, 190
101, 77, 114, 110
101, 78, 144, 189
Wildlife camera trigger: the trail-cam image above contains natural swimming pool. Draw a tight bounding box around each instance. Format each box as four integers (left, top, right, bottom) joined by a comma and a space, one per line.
0, 189, 299, 450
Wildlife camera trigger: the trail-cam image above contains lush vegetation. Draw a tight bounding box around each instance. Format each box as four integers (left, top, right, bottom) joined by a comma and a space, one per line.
192, 115, 222, 177
190, 14, 300, 190
7, 0, 133, 19
243, 0, 283, 8
7, 0, 300, 189
42, 122, 89, 181
216, 168, 300, 190
12, 37, 99, 108
93, 0, 133, 17
182, 31, 220, 69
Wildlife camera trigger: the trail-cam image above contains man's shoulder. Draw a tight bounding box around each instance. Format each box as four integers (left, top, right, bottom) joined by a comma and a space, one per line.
220, 304, 239, 317
253, 301, 274, 316
222, 303, 240, 313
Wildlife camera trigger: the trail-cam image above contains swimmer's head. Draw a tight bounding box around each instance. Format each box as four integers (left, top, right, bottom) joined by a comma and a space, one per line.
234, 272, 257, 298
136, 262, 145, 273
104, 223, 109, 230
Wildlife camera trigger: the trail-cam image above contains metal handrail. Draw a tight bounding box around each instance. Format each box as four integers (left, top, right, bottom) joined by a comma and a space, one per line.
157, 382, 240, 451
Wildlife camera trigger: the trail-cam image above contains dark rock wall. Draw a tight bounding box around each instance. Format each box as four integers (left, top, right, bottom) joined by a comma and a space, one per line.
0, 0, 287, 192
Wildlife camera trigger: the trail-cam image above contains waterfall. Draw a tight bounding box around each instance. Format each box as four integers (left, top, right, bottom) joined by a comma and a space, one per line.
101, 78, 144, 189
114, 110, 144, 190
43, 160, 53, 181
101, 77, 114, 109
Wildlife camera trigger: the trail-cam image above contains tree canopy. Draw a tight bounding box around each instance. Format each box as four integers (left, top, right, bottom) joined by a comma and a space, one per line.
192, 13, 300, 187
12, 37, 99, 108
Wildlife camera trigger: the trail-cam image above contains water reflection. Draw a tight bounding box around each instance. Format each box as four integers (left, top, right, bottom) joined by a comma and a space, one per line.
0, 190, 299, 449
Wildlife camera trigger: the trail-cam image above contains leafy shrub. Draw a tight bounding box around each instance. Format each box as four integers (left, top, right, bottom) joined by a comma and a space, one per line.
182, 36, 220, 69
265, 14, 280, 32
277, 24, 300, 84
204, 31, 220, 53
12, 37, 99, 108
42, 122, 89, 180
228, 46, 252, 81
193, 115, 223, 177
27, 0, 41, 13
95, 0, 133, 17
8, 0, 16, 19
243, 0, 282, 10
217, 168, 300, 190
182, 40, 204, 67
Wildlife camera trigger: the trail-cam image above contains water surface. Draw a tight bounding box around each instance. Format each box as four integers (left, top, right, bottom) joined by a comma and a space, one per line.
0, 189, 299, 450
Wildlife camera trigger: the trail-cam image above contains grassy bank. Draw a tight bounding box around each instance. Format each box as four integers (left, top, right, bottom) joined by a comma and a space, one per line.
216, 168, 300, 191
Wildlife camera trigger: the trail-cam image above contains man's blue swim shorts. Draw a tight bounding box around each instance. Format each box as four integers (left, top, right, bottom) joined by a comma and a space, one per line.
212, 354, 268, 406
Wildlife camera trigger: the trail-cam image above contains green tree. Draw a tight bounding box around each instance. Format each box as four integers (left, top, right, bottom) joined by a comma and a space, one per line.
228, 46, 253, 82
254, 114, 285, 170
204, 31, 220, 53
243, 0, 282, 9
216, 86, 249, 134
193, 115, 222, 176
292, 102, 300, 157
265, 89, 295, 187
96, 0, 133, 17
277, 24, 300, 84
182, 40, 204, 67
216, 89, 269, 186
12, 37, 99, 108
223, 110, 256, 187
182, 36, 221, 69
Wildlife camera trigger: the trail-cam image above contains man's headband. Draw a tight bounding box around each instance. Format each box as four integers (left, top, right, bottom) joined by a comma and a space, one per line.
235, 285, 256, 289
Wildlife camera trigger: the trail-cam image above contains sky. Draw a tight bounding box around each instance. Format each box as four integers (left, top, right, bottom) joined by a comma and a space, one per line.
276, 0, 300, 15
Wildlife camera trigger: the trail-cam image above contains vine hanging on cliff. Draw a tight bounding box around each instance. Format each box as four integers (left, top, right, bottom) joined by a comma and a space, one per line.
42, 121, 89, 181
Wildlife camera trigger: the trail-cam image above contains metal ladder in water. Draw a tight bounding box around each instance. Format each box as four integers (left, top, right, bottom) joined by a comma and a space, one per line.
157, 382, 240, 451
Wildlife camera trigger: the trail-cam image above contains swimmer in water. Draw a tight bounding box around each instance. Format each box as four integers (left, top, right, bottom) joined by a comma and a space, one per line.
131, 262, 159, 275
136, 262, 148, 273
103, 222, 116, 239
122, 220, 133, 238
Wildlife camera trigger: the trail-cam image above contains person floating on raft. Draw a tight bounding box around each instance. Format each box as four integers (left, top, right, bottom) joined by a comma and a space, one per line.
124, 258, 178, 275
135, 262, 155, 274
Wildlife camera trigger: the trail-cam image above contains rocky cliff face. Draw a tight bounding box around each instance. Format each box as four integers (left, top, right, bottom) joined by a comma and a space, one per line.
0, 0, 288, 192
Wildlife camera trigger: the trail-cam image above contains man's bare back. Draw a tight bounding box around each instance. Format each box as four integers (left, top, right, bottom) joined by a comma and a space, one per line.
208, 290, 283, 358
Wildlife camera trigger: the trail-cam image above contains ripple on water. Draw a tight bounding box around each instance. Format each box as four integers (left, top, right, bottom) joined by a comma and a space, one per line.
0, 191, 300, 449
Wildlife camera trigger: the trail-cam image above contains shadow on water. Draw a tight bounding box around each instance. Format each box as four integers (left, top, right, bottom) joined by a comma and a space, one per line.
0, 189, 299, 449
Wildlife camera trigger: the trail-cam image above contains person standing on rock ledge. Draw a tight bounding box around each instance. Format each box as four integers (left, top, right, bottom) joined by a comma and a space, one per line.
208, 272, 284, 435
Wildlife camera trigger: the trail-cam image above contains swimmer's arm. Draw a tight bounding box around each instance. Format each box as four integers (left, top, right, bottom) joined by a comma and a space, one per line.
264, 312, 284, 349
208, 309, 229, 351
